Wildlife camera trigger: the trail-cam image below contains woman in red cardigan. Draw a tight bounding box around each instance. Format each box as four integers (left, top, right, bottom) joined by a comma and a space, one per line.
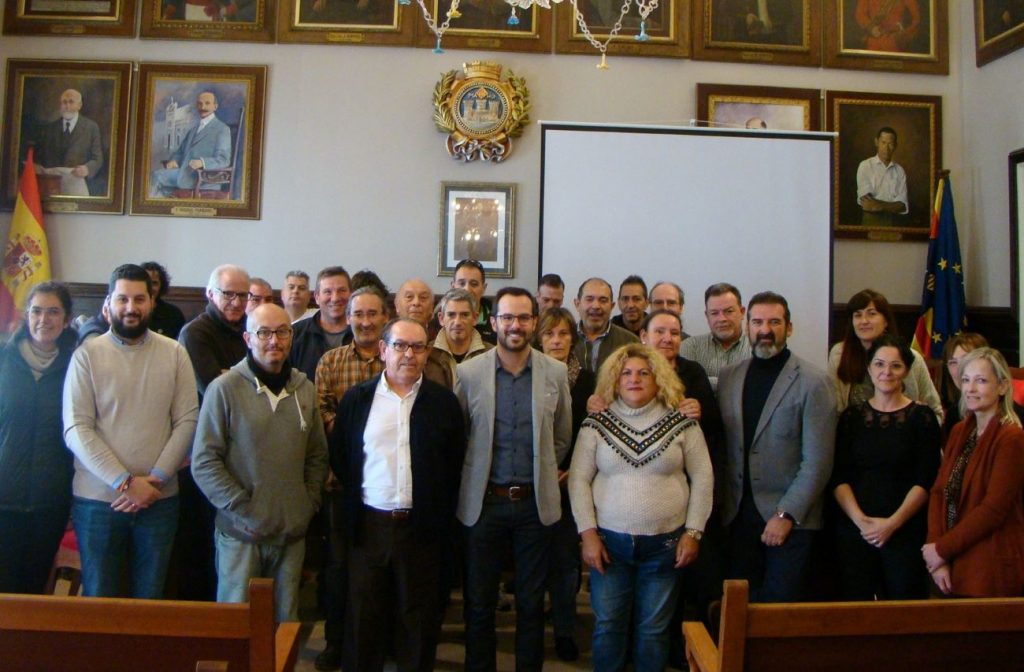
923, 347, 1024, 597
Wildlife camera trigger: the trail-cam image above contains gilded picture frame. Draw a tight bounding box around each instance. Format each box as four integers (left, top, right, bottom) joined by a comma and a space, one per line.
975, 0, 1024, 66
277, 0, 416, 46
827, 90, 942, 242
824, 0, 949, 75
2, 0, 137, 37
416, 1, 552, 53
1, 59, 133, 215
438, 182, 515, 278
692, 0, 821, 67
554, 0, 689, 58
140, 0, 275, 42
696, 83, 821, 131
130, 63, 267, 219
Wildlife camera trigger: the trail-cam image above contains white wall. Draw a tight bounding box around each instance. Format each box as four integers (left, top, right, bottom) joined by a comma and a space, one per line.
0, 8, 1013, 312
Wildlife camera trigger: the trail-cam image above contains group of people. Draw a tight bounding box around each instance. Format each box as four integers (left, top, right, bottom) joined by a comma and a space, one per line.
1, 259, 1023, 672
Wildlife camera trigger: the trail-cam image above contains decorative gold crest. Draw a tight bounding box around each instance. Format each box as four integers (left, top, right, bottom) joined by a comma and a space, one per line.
433, 61, 530, 163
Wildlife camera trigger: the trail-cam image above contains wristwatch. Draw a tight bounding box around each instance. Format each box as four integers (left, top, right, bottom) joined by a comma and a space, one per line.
685, 528, 703, 541
776, 510, 795, 523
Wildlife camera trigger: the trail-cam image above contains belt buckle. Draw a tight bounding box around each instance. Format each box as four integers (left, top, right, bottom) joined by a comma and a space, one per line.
391, 509, 410, 520
508, 485, 523, 501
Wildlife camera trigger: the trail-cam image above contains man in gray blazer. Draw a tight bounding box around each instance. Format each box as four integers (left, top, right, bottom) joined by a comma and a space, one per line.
455, 286, 572, 672
717, 291, 836, 603
152, 90, 232, 196
34, 88, 104, 196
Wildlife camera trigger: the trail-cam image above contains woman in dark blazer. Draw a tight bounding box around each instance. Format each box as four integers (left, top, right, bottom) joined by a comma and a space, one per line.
923, 347, 1024, 597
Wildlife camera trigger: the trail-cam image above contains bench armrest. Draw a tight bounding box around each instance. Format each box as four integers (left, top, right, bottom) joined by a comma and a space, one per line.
683, 621, 720, 672
275, 622, 302, 672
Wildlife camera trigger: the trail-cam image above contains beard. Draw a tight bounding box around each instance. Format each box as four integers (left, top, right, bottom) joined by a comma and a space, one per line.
752, 333, 785, 359
497, 328, 532, 353
110, 312, 151, 340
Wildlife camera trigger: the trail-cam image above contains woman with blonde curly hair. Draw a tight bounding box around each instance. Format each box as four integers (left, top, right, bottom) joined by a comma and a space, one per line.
569, 343, 713, 672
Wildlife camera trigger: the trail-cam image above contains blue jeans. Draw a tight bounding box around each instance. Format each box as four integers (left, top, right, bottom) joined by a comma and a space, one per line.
215, 528, 305, 622
590, 527, 683, 672
72, 495, 179, 598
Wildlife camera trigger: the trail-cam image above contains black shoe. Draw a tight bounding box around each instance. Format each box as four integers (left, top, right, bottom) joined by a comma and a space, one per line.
314, 644, 342, 671
555, 636, 579, 662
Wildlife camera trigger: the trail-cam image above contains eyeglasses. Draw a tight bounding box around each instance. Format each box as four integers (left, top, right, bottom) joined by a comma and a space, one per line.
388, 340, 428, 354
247, 293, 272, 304
250, 327, 293, 341
215, 288, 246, 303
495, 313, 535, 325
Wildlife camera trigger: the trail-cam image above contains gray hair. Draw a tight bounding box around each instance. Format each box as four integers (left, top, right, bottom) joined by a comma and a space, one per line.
346, 286, 387, 317
206, 264, 249, 293
438, 287, 478, 316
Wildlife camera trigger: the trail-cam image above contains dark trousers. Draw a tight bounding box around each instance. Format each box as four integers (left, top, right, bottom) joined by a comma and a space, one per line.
727, 496, 814, 603
344, 508, 441, 672
547, 489, 580, 639
0, 505, 70, 594
172, 467, 217, 600
464, 496, 553, 672
835, 518, 929, 600
321, 489, 348, 646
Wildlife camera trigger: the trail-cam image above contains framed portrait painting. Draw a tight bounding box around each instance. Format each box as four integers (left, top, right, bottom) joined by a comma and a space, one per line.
692, 0, 821, 67
130, 63, 267, 219
1, 60, 133, 214
827, 90, 942, 242
3, 0, 137, 37
416, 0, 553, 53
140, 0, 275, 42
438, 182, 515, 278
824, 0, 949, 74
696, 83, 821, 131
277, 0, 416, 46
975, 0, 1024, 66
554, 0, 688, 58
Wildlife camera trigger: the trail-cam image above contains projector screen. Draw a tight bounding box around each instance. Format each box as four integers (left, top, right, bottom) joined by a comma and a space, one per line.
539, 122, 834, 366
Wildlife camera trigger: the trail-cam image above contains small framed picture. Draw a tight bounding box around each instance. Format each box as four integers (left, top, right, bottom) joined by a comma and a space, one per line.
974, 0, 1024, 66
130, 62, 267, 219
3, 0, 138, 37
140, 0, 275, 42
416, 1, 553, 53
692, 0, 821, 67
824, 0, 949, 75
696, 83, 821, 131
277, 0, 417, 46
827, 90, 942, 242
554, 0, 689, 58
438, 182, 515, 278
1, 59, 133, 214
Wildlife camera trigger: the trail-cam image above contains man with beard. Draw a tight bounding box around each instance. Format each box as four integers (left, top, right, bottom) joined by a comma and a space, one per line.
456, 287, 572, 672
176, 263, 251, 601
63, 264, 199, 598
424, 288, 491, 390
611, 275, 649, 336
312, 286, 388, 671
572, 277, 638, 373
291, 266, 352, 382
191, 303, 328, 622
680, 282, 752, 386
717, 292, 836, 602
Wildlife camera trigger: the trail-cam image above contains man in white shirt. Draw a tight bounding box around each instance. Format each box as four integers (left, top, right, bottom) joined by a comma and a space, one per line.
856, 126, 909, 228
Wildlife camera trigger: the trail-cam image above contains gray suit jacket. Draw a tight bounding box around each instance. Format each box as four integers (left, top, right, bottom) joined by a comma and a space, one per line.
166, 115, 232, 189
717, 352, 836, 530
455, 348, 572, 527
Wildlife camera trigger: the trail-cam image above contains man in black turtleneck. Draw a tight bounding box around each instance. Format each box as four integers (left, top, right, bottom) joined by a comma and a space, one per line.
175, 263, 251, 601
717, 291, 836, 603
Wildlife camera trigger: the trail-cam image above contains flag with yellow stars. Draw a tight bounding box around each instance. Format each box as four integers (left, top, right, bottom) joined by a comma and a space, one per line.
912, 174, 966, 359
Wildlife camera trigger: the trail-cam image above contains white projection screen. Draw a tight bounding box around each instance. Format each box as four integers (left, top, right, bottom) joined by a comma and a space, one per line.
540, 122, 835, 366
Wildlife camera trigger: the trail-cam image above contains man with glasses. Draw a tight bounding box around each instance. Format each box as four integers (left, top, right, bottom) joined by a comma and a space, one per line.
245, 277, 274, 316
330, 318, 465, 671
456, 287, 572, 672
680, 283, 751, 387
177, 263, 251, 601
291, 266, 352, 383
572, 277, 639, 373
192, 303, 328, 622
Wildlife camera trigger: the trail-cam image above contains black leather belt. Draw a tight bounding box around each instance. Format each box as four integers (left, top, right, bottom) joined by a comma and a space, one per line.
365, 505, 412, 521
486, 484, 533, 501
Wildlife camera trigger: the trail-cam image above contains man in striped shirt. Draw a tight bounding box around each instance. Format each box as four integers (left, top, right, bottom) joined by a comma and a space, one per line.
679, 282, 751, 388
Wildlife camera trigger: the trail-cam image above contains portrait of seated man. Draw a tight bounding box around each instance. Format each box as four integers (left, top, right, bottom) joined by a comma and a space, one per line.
150, 90, 232, 198
710, 0, 803, 46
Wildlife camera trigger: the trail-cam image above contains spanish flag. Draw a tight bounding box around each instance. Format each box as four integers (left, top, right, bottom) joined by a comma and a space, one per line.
912, 173, 966, 359
1, 148, 51, 333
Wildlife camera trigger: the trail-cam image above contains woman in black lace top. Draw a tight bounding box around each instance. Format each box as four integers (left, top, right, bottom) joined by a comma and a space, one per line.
832, 335, 940, 600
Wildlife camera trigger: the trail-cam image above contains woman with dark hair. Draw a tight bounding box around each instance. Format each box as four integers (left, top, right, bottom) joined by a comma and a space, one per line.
0, 281, 78, 593
535, 306, 596, 661
924, 347, 1024, 597
828, 288, 943, 422
141, 260, 186, 339
832, 335, 940, 600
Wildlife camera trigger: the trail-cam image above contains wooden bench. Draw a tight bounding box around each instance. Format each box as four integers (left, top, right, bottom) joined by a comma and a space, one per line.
684, 579, 1024, 672
0, 578, 300, 672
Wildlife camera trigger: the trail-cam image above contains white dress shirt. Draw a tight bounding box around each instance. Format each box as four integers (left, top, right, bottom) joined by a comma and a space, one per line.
360, 374, 421, 510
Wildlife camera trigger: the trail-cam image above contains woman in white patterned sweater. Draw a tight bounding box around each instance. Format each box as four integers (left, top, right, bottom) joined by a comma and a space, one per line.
569, 343, 714, 672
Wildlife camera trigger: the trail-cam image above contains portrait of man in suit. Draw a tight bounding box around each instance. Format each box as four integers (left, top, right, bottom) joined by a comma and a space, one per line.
32, 88, 104, 197
150, 90, 233, 197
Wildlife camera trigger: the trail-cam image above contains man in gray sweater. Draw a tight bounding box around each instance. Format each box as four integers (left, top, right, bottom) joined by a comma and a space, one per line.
191, 303, 328, 621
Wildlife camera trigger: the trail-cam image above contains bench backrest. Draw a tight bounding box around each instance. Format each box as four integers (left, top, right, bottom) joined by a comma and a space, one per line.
0, 578, 278, 672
